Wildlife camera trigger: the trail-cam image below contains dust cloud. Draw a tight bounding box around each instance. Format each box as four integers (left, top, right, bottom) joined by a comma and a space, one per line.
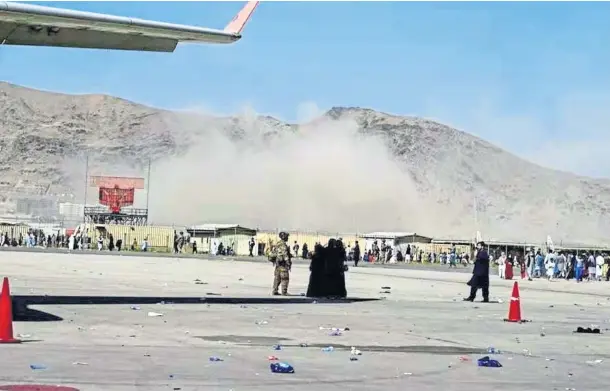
145, 105, 432, 234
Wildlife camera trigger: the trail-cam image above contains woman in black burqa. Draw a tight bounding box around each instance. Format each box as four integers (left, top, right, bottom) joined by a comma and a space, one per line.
306, 239, 347, 298
325, 239, 347, 298
306, 243, 327, 297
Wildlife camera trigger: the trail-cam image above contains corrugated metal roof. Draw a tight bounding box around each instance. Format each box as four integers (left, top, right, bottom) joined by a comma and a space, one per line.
0, 220, 21, 226
190, 223, 255, 232
361, 232, 418, 239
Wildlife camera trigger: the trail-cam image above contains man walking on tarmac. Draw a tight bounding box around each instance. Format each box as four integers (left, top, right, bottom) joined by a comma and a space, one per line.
270, 231, 292, 296
464, 241, 490, 303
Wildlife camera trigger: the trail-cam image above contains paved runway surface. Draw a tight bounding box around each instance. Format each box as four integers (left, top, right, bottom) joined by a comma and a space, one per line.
0, 250, 609, 390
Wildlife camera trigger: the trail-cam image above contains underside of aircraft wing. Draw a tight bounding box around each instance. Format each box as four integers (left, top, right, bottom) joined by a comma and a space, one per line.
0, 1, 259, 52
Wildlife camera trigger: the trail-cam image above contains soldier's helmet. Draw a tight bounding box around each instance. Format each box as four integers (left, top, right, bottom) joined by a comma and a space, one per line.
279, 231, 289, 241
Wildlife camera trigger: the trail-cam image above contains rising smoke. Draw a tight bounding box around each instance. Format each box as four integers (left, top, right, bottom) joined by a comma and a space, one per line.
143, 104, 432, 234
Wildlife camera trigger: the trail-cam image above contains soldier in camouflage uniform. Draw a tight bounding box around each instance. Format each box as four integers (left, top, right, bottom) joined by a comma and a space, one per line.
270, 231, 292, 295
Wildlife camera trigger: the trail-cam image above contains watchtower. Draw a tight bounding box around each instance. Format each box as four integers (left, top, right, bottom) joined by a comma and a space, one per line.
84, 176, 148, 225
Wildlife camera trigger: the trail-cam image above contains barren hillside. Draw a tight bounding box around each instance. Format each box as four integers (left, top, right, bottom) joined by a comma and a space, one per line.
1, 81, 609, 245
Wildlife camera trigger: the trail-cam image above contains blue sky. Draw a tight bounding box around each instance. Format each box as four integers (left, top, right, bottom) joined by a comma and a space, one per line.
3, 1, 610, 178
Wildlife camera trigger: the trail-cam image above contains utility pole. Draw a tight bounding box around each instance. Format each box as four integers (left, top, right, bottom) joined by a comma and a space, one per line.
83, 154, 89, 225
146, 159, 151, 212
473, 196, 478, 229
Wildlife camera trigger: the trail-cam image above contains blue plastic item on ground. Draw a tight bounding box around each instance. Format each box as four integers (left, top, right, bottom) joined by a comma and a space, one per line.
477, 356, 502, 367
270, 362, 295, 373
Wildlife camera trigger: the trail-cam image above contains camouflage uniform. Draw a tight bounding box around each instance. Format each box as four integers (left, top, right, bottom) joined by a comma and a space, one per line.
271, 232, 292, 295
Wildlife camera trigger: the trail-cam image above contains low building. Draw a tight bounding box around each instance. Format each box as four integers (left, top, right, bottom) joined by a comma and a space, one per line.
187, 224, 257, 256
361, 231, 433, 257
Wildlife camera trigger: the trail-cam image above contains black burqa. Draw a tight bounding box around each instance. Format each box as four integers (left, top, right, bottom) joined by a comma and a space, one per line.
466, 246, 490, 302
306, 239, 347, 298
306, 244, 327, 297
326, 239, 347, 298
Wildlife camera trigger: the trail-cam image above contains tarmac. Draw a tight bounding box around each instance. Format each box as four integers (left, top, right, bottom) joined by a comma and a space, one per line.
0, 249, 609, 391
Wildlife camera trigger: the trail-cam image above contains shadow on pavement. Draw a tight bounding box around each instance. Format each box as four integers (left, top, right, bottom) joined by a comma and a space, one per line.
12, 295, 380, 322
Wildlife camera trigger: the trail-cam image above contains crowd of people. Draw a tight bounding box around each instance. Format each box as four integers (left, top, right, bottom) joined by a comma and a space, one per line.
495, 248, 610, 282
0, 229, 72, 248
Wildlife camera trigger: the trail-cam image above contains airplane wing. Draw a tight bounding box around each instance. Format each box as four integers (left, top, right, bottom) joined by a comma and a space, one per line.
0, 1, 259, 52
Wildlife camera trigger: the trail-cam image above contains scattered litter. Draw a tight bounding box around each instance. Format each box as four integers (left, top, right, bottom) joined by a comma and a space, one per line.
270, 362, 294, 374
540, 327, 546, 337
319, 326, 350, 332
329, 330, 342, 336
350, 357, 358, 361
523, 349, 531, 356
238, 277, 244, 281
30, 364, 47, 370
322, 346, 334, 352
255, 320, 269, 325
147, 312, 164, 317
268, 356, 279, 361
586, 359, 603, 365
350, 347, 362, 355
209, 356, 224, 362
72, 362, 89, 365
130, 306, 141, 311
459, 356, 470, 361
380, 290, 391, 294
299, 343, 308, 347
381, 286, 391, 290
17, 333, 32, 339
477, 356, 502, 368
487, 347, 502, 354
273, 344, 282, 350
403, 372, 413, 376
575, 327, 600, 334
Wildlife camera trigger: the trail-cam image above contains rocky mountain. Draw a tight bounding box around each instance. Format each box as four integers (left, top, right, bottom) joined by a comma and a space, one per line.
1, 81, 609, 245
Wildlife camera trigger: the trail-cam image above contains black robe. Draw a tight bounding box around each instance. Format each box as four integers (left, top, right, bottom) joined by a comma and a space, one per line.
467, 249, 490, 288
306, 245, 328, 297
325, 245, 347, 298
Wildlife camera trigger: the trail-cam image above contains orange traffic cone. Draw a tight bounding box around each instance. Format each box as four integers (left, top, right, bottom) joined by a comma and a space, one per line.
504, 281, 528, 323
0, 277, 21, 343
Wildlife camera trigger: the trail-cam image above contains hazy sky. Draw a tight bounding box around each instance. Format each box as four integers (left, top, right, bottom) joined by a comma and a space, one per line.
3, 1, 610, 178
